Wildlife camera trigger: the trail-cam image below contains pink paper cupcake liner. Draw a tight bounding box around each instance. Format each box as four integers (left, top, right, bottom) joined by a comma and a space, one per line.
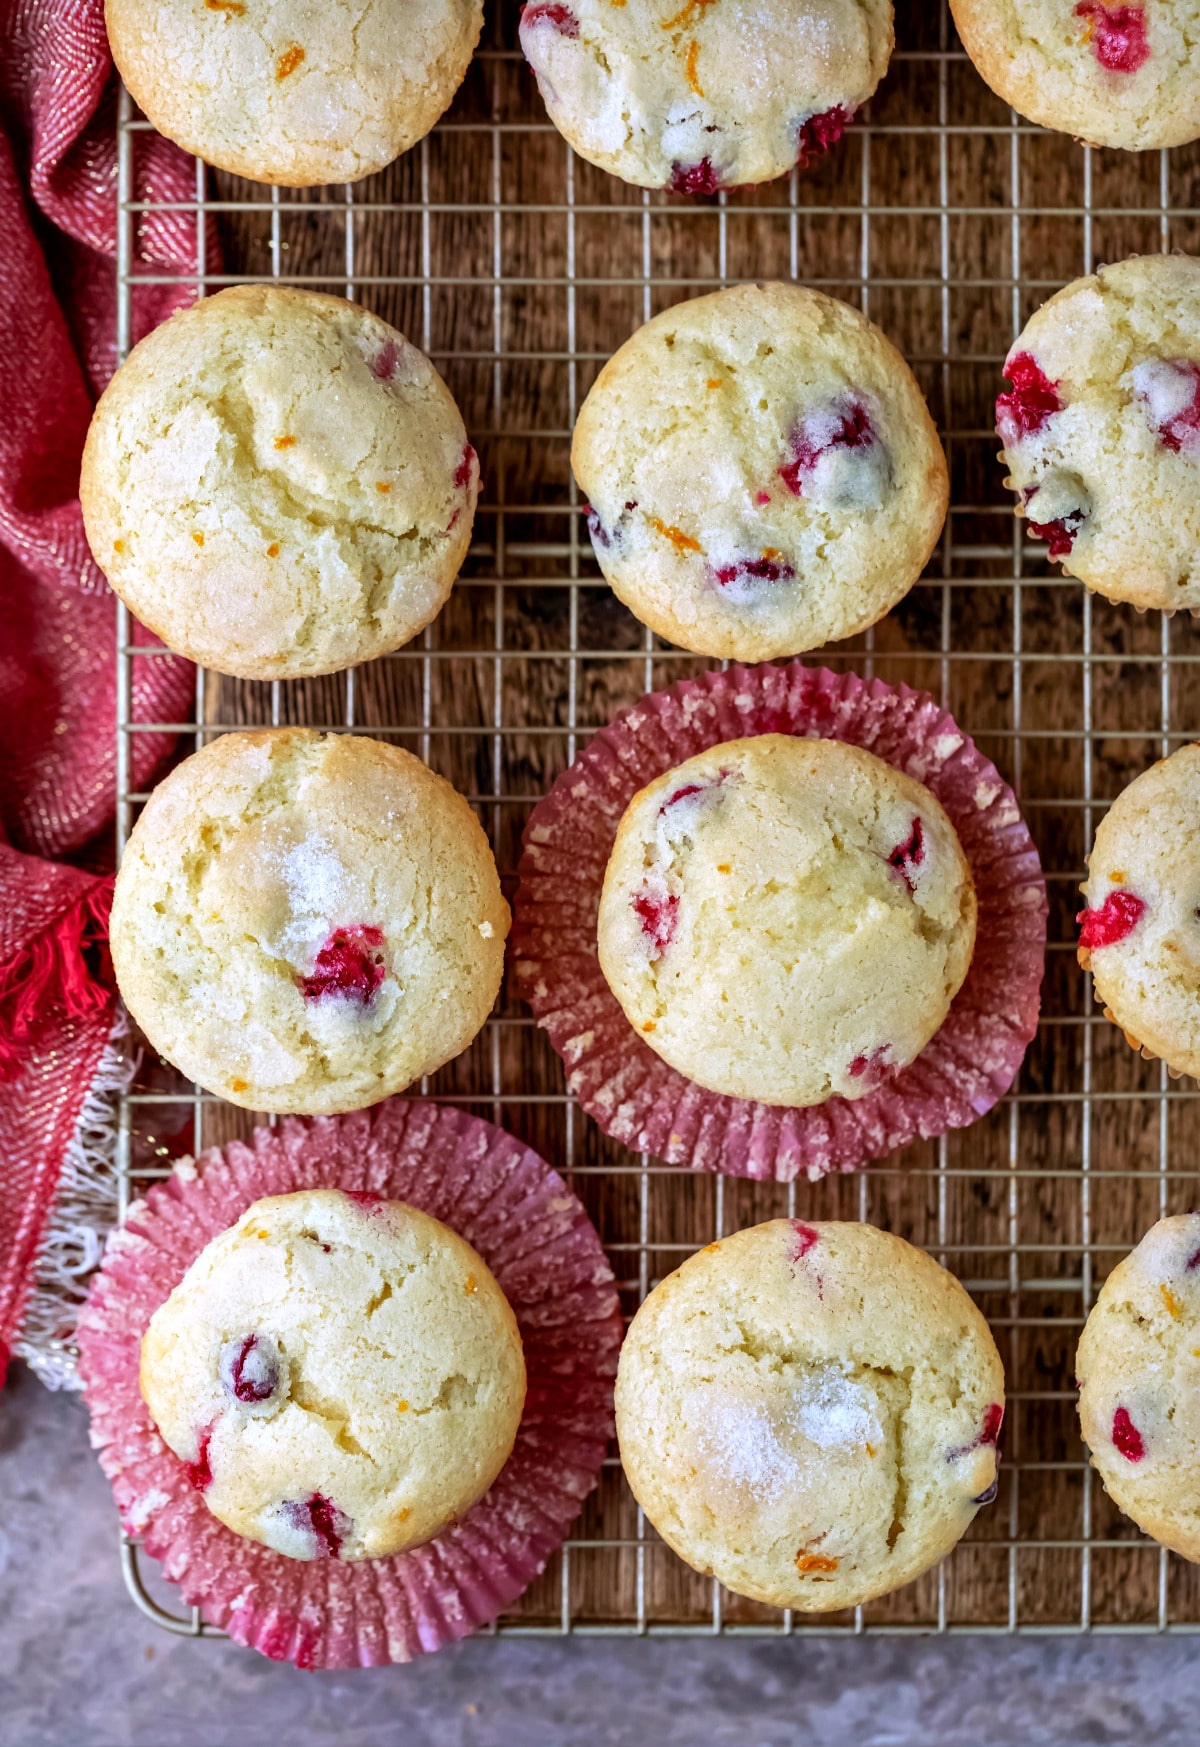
512, 661, 1047, 1181
76, 1100, 623, 1668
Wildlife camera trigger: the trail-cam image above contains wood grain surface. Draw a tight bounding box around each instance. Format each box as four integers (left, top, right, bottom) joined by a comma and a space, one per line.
123, 0, 1200, 1633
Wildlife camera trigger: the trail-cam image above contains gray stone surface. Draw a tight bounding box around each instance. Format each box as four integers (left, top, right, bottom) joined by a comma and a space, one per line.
3, 1362, 1200, 1747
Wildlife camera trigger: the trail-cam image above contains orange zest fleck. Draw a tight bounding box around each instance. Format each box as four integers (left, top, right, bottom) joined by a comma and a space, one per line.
397, 1399, 409, 1413
865, 1442, 876, 1457
1110, 869, 1126, 882
1162, 1283, 1184, 1319
706, 376, 722, 389
761, 547, 782, 560
256, 1228, 269, 1239
376, 481, 392, 493
641, 1020, 656, 1032
275, 44, 305, 79
685, 38, 704, 95
396, 1506, 411, 1521
206, 0, 246, 12
647, 513, 702, 553
465, 1274, 478, 1295
112, 539, 125, 554
266, 541, 280, 557
702, 1242, 720, 1253
229, 1077, 247, 1091
662, 0, 714, 30
274, 434, 296, 449
796, 1551, 839, 1573
192, 531, 205, 546
716, 862, 731, 873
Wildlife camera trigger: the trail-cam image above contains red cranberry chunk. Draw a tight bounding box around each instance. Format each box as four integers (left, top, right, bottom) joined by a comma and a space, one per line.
520, 1, 578, 34
633, 889, 679, 955
669, 158, 723, 197
298, 924, 386, 1004
1028, 511, 1084, 558
369, 340, 399, 382
886, 817, 925, 891
980, 1403, 1004, 1446
1133, 358, 1200, 453
344, 1188, 384, 1210
1112, 1405, 1146, 1462
847, 1045, 893, 1088
788, 1220, 820, 1263
1075, 2, 1150, 73
713, 555, 796, 589
453, 443, 478, 491
779, 397, 874, 497
796, 105, 852, 167
184, 1423, 215, 1492
1077, 889, 1146, 951
219, 1334, 280, 1405
281, 1492, 351, 1558
996, 352, 1064, 445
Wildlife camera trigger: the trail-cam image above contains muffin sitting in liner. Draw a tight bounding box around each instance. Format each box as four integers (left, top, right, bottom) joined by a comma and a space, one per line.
140, 1189, 526, 1562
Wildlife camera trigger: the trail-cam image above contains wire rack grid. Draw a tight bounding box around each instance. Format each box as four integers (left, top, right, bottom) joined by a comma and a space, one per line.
111, 0, 1200, 1640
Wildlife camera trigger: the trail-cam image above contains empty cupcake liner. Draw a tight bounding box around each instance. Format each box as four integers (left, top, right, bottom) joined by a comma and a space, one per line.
512, 661, 1047, 1181
77, 1100, 622, 1668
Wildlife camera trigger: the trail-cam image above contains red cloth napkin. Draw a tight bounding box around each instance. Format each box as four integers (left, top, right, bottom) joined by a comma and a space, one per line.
0, 0, 202, 1378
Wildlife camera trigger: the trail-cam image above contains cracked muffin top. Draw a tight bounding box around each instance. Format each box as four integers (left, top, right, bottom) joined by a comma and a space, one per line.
995, 253, 1200, 613
110, 728, 509, 1114
615, 1219, 1005, 1612
106, 0, 481, 185
81, 286, 478, 680
1077, 1213, 1200, 1561
139, 1189, 526, 1561
596, 734, 976, 1108
519, 0, 893, 193
572, 283, 947, 662
950, 0, 1200, 153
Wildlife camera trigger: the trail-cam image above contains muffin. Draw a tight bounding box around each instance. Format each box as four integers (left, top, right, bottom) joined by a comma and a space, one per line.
950, 0, 1200, 152
140, 1189, 526, 1561
1077, 743, 1200, 1076
596, 734, 977, 1107
995, 254, 1200, 612
519, 0, 892, 194
616, 1219, 1004, 1611
110, 728, 508, 1114
572, 284, 947, 661
106, 0, 482, 185
81, 286, 479, 680
1077, 1213, 1200, 1560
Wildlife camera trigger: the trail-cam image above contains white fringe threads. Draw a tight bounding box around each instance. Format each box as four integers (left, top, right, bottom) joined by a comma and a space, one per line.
13, 1013, 131, 1390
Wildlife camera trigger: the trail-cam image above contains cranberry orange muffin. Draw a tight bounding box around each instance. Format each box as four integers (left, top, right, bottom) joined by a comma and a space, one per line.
616, 1220, 1005, 1611
950, 0, 1200, 152
573, 284, 947, 661
1077, 1213, 1200, 1560
996, 256, 1200, 611
110, 729, 508, 1114
107, 0, 482, 185
140, 1190, 526, 1561
596, 734, 977, 1107
519, 0, 892, 194
1077, 743, 1200, 1076
82, 286, 479, 680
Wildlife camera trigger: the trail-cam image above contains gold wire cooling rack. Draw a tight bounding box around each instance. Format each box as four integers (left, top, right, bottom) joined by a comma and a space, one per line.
112, 0, 1200, 1638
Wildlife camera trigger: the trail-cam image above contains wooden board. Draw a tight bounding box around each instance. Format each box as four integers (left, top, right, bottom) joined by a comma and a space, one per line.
123, 0, 1200, 1633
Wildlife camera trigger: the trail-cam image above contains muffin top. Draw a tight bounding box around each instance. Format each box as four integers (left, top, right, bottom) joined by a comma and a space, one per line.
572, 284, 947, 662
996, 253, 1200, 611
140, 1190, 526, 1561
1078, 741, 1200, 1077
950, 0, 1200, 153
1077, 1213, 1200, 1561
106, 0, 482, 185
596, 734, 976, 1107
82, 286, 478, 679
110, 729, 508, 1115
519, 0, 892, 193
615, 1220, 1005, 1612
